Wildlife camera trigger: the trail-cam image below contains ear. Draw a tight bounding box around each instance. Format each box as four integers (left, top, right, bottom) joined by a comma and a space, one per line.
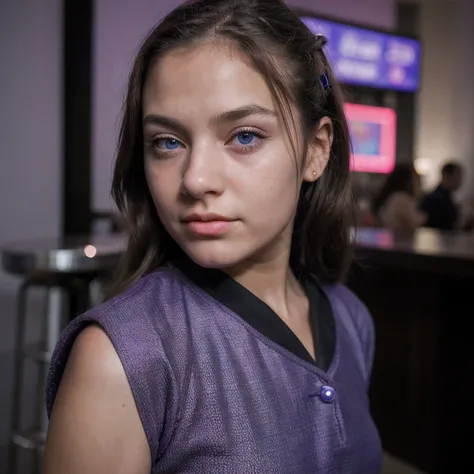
302, 116, 334, 183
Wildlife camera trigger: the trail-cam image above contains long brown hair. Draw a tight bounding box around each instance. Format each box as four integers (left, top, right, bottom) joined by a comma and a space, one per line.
109, 0, 353, 297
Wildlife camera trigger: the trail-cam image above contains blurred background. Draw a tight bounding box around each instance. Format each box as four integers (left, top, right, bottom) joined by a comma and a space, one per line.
0, 0, 473, 473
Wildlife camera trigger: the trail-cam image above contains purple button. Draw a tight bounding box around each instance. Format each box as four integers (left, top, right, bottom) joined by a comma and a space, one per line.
320, 385, 335, 403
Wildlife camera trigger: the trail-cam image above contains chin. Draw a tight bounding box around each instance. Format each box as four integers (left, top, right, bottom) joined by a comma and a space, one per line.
180, 240, 248, 270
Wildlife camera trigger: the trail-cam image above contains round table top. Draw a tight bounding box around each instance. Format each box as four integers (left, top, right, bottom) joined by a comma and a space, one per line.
1, 234, 127, 276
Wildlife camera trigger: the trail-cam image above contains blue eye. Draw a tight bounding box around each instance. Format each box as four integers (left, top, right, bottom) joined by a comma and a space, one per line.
162, 138, 181, 150
236, 132, 257, 145
152, 137, 182, 152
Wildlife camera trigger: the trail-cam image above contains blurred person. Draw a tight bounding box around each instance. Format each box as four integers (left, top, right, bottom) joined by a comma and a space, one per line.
420, 162, 463, 231
43, 1, 381, 473
372, 163, 426, 233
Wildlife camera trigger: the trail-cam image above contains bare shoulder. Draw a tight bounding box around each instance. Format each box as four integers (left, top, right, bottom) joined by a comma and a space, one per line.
43, 325, 150, 474
65, 324, 125, 384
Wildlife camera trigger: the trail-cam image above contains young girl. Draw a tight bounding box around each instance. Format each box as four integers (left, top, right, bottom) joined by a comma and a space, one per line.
43, 0, 382, 472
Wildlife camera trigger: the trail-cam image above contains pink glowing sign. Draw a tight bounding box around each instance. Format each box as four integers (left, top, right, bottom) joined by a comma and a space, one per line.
344, 103, 397, 174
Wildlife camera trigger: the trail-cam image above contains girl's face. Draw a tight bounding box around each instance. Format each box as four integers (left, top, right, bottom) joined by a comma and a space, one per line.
142, 42, 332, 270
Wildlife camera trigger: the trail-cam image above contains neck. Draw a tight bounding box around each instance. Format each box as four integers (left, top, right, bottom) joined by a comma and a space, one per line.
224, 241, 305, 321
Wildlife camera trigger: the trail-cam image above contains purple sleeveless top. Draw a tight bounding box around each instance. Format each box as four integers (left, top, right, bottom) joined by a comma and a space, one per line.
47, 266, 382, 473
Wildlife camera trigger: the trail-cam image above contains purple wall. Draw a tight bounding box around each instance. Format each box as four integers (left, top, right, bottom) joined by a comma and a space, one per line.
91, 0, 395, 211
0, 0, 62, 286
0, 0, 62, 453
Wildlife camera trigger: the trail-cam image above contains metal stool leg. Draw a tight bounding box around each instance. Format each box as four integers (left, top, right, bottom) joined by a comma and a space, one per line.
89, 278, 103, 308
7, 273, 95, 473
33, 287, 65, 472
7, 279, 32, 474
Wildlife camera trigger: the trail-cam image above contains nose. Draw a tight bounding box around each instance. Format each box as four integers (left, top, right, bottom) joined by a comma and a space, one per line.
181, 142, 225, 199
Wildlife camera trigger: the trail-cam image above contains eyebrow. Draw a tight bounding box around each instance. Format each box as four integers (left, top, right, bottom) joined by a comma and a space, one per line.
209, 104, 276, 125
143, 104, 277, 134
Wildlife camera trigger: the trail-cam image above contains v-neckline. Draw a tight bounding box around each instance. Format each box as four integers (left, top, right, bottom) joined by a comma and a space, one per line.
173, 258, 336, 371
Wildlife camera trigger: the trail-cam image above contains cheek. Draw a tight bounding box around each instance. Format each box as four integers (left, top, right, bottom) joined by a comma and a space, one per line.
145, 164, 177, 215
243, 153, 301, 218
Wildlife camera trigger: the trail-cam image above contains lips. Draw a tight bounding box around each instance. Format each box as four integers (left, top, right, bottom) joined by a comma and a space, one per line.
182, 213, 232, 223
181, 213, 236, 236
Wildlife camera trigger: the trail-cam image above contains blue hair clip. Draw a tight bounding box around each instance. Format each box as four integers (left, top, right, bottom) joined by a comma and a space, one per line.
319, 72, 330, 90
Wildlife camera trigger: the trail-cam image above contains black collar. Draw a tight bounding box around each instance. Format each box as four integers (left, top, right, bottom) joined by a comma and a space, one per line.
174, 258, 335, 371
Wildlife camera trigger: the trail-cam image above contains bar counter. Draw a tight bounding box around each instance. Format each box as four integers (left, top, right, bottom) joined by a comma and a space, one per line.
348, 227, 474, 474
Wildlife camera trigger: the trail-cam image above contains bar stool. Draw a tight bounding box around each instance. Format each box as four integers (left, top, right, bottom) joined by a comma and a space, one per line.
1, 234, 126, 474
